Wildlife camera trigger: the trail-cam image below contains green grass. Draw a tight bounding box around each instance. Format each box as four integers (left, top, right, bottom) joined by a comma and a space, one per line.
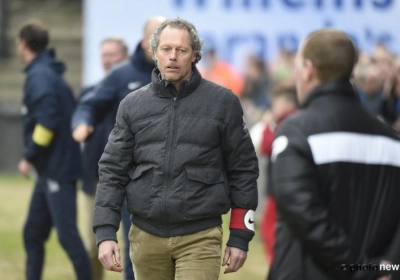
0, 175, 268, 280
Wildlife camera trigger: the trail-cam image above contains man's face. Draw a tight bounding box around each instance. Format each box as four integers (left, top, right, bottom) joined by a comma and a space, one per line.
294, 40, 317, 105
16, 38, 26, 61
294, 48, 307, 104
141, 19, 163, 61
363, 67, 383, 96
272, 96, 295, 120
153, 26, 196, 87
101, 41, 127, 72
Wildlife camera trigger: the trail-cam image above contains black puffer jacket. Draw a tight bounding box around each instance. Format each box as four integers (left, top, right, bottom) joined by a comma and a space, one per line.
268, 81, 400, 280
93, 67, 259, 251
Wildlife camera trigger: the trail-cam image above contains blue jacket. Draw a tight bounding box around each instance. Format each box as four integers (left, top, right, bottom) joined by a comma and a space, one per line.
72, 43, 155, 194
76, 85, 111, 194
22, 49, 81, 180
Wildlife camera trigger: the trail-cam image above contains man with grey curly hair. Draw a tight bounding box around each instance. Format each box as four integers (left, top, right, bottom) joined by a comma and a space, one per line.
149, 18, 203, 67
95, 17, 258, 280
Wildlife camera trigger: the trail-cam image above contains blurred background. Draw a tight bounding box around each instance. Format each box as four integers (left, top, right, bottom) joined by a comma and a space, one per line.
0, 0, 399, 172
0, 0, 400, 279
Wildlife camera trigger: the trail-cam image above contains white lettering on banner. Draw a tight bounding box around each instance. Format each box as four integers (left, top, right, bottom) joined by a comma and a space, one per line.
307, 132, 400, 167
200, 28, 393, 64
173, 0, 394, 10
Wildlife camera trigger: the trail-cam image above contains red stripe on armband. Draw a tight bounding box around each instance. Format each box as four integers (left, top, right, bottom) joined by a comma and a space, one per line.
230, 208, 255, 231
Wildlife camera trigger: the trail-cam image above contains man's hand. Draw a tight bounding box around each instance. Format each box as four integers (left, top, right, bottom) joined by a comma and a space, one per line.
98, 240, 123, 273
18, 159, 32, 179
222, 246, 247, 274
72, 123, 94, 143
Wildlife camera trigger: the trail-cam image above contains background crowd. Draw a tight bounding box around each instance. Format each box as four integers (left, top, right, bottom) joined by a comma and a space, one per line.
205, 44, 400, 133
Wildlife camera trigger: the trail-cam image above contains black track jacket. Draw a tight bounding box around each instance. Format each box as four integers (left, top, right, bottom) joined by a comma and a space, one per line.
268, 80, 400, 280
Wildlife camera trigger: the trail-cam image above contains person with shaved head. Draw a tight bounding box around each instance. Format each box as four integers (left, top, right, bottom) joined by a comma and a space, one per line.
268, 29, 400, 280
72, 16, 166, 280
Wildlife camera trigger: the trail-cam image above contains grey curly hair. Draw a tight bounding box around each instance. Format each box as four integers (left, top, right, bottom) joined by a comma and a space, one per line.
149, 18, 204, 66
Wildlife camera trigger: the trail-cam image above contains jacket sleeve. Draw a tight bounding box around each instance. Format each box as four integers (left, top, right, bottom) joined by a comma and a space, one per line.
93, 99, 134, 246
221, 94, 259, 251
272, 121, 387, 279
71, 70, 119, 129
24, 71, 60, 163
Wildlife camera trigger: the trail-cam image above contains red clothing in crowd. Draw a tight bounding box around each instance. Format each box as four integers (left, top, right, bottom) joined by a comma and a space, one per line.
260, 109, 297, 265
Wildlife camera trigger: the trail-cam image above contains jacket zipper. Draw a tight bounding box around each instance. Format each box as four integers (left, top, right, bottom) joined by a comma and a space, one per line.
163, 96, 178, 236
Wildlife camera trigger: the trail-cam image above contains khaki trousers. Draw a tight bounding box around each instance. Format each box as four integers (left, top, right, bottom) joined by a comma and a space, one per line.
129, 224, 223, 280
82, 192, 104, 280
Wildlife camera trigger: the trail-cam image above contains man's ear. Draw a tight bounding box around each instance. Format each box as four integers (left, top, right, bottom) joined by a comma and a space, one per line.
140, 38, 145, 50
153, 50, 158, 62
303, 59, 317, 82
18, 39, 26, 49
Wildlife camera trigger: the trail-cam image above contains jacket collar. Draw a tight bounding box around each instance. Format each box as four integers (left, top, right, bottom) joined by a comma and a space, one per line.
130, 43, 155, 74
151, 66, 202, 98
301, 80, 360, 109
24, 48, 65, 74
277, 108, 298, 123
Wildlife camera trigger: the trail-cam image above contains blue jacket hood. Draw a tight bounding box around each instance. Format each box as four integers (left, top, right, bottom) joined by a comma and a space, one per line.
25, 48, 66, 75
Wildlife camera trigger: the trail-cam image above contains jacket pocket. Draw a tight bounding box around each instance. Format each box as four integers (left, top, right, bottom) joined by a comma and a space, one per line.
126, 164, 154, 218
183, 166, 229, 219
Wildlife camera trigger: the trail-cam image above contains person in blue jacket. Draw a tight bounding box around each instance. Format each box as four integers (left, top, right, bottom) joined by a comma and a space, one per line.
17, 22, 92, 280
72, 16, 165, 279
78, 38, 129, 280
